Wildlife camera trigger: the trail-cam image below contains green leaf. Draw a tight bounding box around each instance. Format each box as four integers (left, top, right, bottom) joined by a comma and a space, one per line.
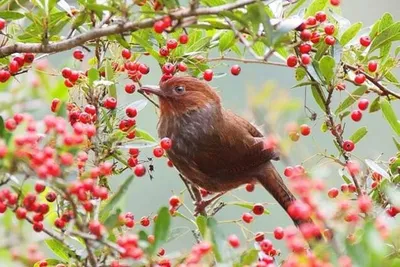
379, 13, 394, 32
340, 22, 362, 46
380, 42, 392, 62
291, 81, 318, 89
369, 97, 381, 113
380, 98, 400, 136
286, 0, 307, 17
365, 159, 390, 179
370, 22, 400, 52
247, 3, 272, 45
385, 71, 400, 88
0, 11, 24, 20
103, 208, 122, 230
34, 259, 61, 267
132, 32, 164, 63
86, 3, 118, 13
149, 207, 171, 255
230, 201, 269, 215
219, 30, 236, 52
295, 67, 306, 81
196, 215, 207, 238
114, 34, 130, 49
207, 217, 229, 262
305, 0, 328, 18
99, 175, 134, 222
44, 239, 77, 261
252, 41, 265, 56
338, 169, 352, 184
105, 60, 116, 98
335, 85, 368, 114
135, 128, 157, 143
240, 249, 259, 265
349, 127, 367, 144
392, 137, 400, 151
87, 68, 99, 87
319, 55, 335, 83
311, 84, 326, 112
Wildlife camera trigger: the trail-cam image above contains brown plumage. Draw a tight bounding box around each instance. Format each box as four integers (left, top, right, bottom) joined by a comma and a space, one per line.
140, 76, 306, 226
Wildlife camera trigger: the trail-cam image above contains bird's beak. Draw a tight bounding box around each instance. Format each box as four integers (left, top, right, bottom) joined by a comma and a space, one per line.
139, 85, 165, 97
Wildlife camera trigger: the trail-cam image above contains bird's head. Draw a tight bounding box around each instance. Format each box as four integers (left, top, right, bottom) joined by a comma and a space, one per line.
139, 76, 221, 116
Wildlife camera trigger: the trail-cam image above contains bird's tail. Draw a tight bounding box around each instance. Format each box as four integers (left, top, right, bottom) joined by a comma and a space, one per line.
258, 162, 312, 227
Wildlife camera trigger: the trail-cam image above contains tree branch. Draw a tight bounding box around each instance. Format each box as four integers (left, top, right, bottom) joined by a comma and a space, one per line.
0, 0, 257, 58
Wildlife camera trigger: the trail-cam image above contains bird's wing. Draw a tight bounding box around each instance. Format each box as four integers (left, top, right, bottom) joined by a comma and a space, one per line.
192, 111, 279, 178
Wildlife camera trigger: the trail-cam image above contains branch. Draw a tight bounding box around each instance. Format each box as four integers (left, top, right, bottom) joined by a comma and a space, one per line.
344, 64, 400, 100
207, 56, 287, 67
0, 0, 257, 57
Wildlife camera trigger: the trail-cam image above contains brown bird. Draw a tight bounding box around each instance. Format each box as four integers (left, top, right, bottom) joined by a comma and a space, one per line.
140, 76, 308, 226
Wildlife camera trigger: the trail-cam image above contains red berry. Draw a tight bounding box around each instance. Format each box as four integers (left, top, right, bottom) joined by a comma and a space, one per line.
24, 53, 35, 64
166, 39, 178, 50
325, 36, 335, 45
203, 69, 213, 81
296, 22, 306, 31
125, 84, 136, 94
104, 97, 117, 109
336, 82, 346, 91
328, 188, 339, 198
315, 11, 327, 22
273, 227, 284, 240
5, 118, 16, 131
324, 24, 335, 35
127, 157, 138, 167
162, 63, 175, 74
260, 239, 273, 253
163, 16, 171, 27
284, 166, 294, 177
138, 63, 150, 74
368, 61, 378, 72
33, 222, 44, 232
153, 20, 165, 33
242, 212, 254, 223
153, 147, 164, 158
0, 18, 6, 30
160, 137, 172, 150
16, 207, 27, 220
35, 182, 46, 194
300, 124, 311, 136
169, 196, 180, 207
140, 216, 150, 226
159, 46, 169, 57
89, 221, 104, 237
129, 148, 140, 157
310, 32, 321, 43
83, 201, 93, 212
9, 60, 20, 74
306, 16, 317, 26
300, 29, 312, 41
134, 164, 146, 177
301, 54, 311, 65
342, 140, 355, 152
73, 49, 84, 60
252, 203, 264, 215
177, 62, 187, 72
330, 0, 340, 6
360, 36, 371, 47
228, 234, 240, 248
68, 70, 80, 82
46, 192, 57, 202
230, 65, 241, 76
351, 110, 362, 122
358, 99, 369, 111
254, 232, 265, 242
179, 34, 189, 44
61, 67, 72, 78
245, 183, 254, 192
358, 195, 372, 213
299, 43, 312, 54
354, 73, 366, 85
121, 49, 131, 59
286, 55, 297, 67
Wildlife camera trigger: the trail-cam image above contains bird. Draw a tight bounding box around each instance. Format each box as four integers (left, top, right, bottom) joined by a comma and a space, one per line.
139, 76, 310, 227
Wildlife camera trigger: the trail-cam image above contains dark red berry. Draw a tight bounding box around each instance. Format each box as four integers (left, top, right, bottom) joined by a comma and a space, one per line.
153, 147, 164, 158
73, 50, 84, 60
230, 65, 241, 76
351, 110, 362, 122
104, 97, 117, 109
324, 24, 335, 35
358, 99, 369, 111
325, 36, 335, 45
286, 55, 297, 67
125, 84, 136, 94
342, 140, 355, 152
299, 43, 312, 54
166, 39, 178, 50
252, 203, 264, 215
360, 36, 371, 47
315, 11, 327, 22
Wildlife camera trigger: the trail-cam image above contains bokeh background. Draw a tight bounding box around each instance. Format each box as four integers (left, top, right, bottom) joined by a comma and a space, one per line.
0, 0, 400, 265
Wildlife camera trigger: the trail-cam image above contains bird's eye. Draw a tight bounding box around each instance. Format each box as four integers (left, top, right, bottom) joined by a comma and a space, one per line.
174, 86, 185, 94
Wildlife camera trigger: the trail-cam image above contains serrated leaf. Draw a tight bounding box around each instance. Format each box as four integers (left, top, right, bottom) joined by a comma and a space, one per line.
380, 98, 400, 136
340, 22, 362, 46
105, 60, 116, 98
369, 97, 381, 113
87, 68, 99, 87
44, 239, 77, 261
365, 159, 390, 179
230, 202, 269, 215
349, 127, 367, 144
219, 30, 236, 52
295, 67, 306, 81
335, 85, 368, 114
240, 249, 259, 265
319, 55, 335, 83
99, 175, 134, 222
311, 84, 326, 112
149, 207, 171, 255
304, 0, 328, 18
0, 11, 24, 20
196, 215, 207, 238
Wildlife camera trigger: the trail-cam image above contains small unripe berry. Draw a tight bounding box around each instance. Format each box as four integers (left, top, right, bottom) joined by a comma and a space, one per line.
351, 110, 362, 122
358, 99, 369, 111
230, 65, 241, 76
360, 36, 371, 47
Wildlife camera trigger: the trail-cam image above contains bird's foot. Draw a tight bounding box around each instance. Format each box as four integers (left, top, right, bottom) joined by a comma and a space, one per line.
194, 192, 226, 216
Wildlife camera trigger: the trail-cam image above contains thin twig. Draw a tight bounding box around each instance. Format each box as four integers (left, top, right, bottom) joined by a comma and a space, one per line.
207, 56, 287, 67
